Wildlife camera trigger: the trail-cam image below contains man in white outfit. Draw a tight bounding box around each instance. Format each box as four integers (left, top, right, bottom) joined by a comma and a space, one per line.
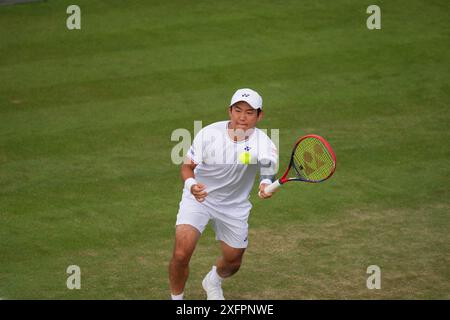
169, 88, 278, 300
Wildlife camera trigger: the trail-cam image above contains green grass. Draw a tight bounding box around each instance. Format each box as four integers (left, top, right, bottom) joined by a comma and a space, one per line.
0, 0, 449, 299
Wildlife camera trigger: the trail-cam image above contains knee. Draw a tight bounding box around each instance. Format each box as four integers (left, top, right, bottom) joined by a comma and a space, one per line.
225, 258, 242, 272
171, 250, 191, 267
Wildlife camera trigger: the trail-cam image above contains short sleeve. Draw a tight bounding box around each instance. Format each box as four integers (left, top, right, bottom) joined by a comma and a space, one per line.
186, 129, 204, 164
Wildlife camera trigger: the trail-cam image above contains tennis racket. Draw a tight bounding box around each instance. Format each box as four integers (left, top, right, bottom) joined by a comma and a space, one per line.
260, 134, 336, 195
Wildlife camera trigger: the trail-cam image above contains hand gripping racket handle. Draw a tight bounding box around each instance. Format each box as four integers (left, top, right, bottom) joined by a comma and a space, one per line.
265, 179, 281, 193
258, 179, 281, 197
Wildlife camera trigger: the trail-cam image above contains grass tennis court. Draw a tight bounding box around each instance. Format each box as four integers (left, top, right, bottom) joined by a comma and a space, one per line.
0, 0, 449, 299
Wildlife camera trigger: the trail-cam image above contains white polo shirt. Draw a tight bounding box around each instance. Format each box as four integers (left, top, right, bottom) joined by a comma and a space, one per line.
184, 120, 278, 219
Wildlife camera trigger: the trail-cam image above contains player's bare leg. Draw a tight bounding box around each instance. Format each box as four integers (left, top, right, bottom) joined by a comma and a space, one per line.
169, 224, 200, 299
202, 241, 245, 300
216, 241, 246, 278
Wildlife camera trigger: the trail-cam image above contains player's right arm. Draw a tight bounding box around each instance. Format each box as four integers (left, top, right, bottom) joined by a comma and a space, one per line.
181, 159, 208, 202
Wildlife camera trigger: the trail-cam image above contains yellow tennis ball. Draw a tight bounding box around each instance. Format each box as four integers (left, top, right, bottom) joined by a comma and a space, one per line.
239, 151, 251, 164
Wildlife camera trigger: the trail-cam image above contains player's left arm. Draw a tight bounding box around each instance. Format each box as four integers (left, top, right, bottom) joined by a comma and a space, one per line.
258, 138, 278, 199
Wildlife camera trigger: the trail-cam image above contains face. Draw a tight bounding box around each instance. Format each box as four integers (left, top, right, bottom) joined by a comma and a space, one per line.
228, 101, 263, 134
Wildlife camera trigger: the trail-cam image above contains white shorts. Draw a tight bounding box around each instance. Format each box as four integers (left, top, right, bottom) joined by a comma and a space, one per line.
176, 196, 249, 249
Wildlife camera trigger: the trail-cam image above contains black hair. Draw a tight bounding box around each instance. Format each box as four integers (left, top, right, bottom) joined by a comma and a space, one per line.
230, 104, 262, 116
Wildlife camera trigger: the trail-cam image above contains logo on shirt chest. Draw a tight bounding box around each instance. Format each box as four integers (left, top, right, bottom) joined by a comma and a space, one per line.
238, 151, 252, 164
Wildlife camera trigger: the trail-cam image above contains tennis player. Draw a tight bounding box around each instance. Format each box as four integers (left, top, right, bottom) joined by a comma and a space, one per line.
169, 88, 278, 300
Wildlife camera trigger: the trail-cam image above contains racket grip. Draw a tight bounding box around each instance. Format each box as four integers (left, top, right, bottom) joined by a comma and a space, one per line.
264, 179, 281, 194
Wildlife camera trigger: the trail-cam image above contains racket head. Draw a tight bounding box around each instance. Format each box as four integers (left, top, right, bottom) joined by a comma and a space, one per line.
284, 134, 336, 183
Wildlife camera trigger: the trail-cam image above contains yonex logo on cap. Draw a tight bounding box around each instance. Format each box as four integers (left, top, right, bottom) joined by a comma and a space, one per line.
230, 88, 263, 110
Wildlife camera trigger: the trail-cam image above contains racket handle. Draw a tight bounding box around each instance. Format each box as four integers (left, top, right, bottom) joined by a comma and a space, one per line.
259, 179, 281, 197
265, 179, 281, 193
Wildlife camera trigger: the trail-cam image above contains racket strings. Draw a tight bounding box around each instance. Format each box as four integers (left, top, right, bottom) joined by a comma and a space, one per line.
292, 152, 305, 178
292, 138, 334, 182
